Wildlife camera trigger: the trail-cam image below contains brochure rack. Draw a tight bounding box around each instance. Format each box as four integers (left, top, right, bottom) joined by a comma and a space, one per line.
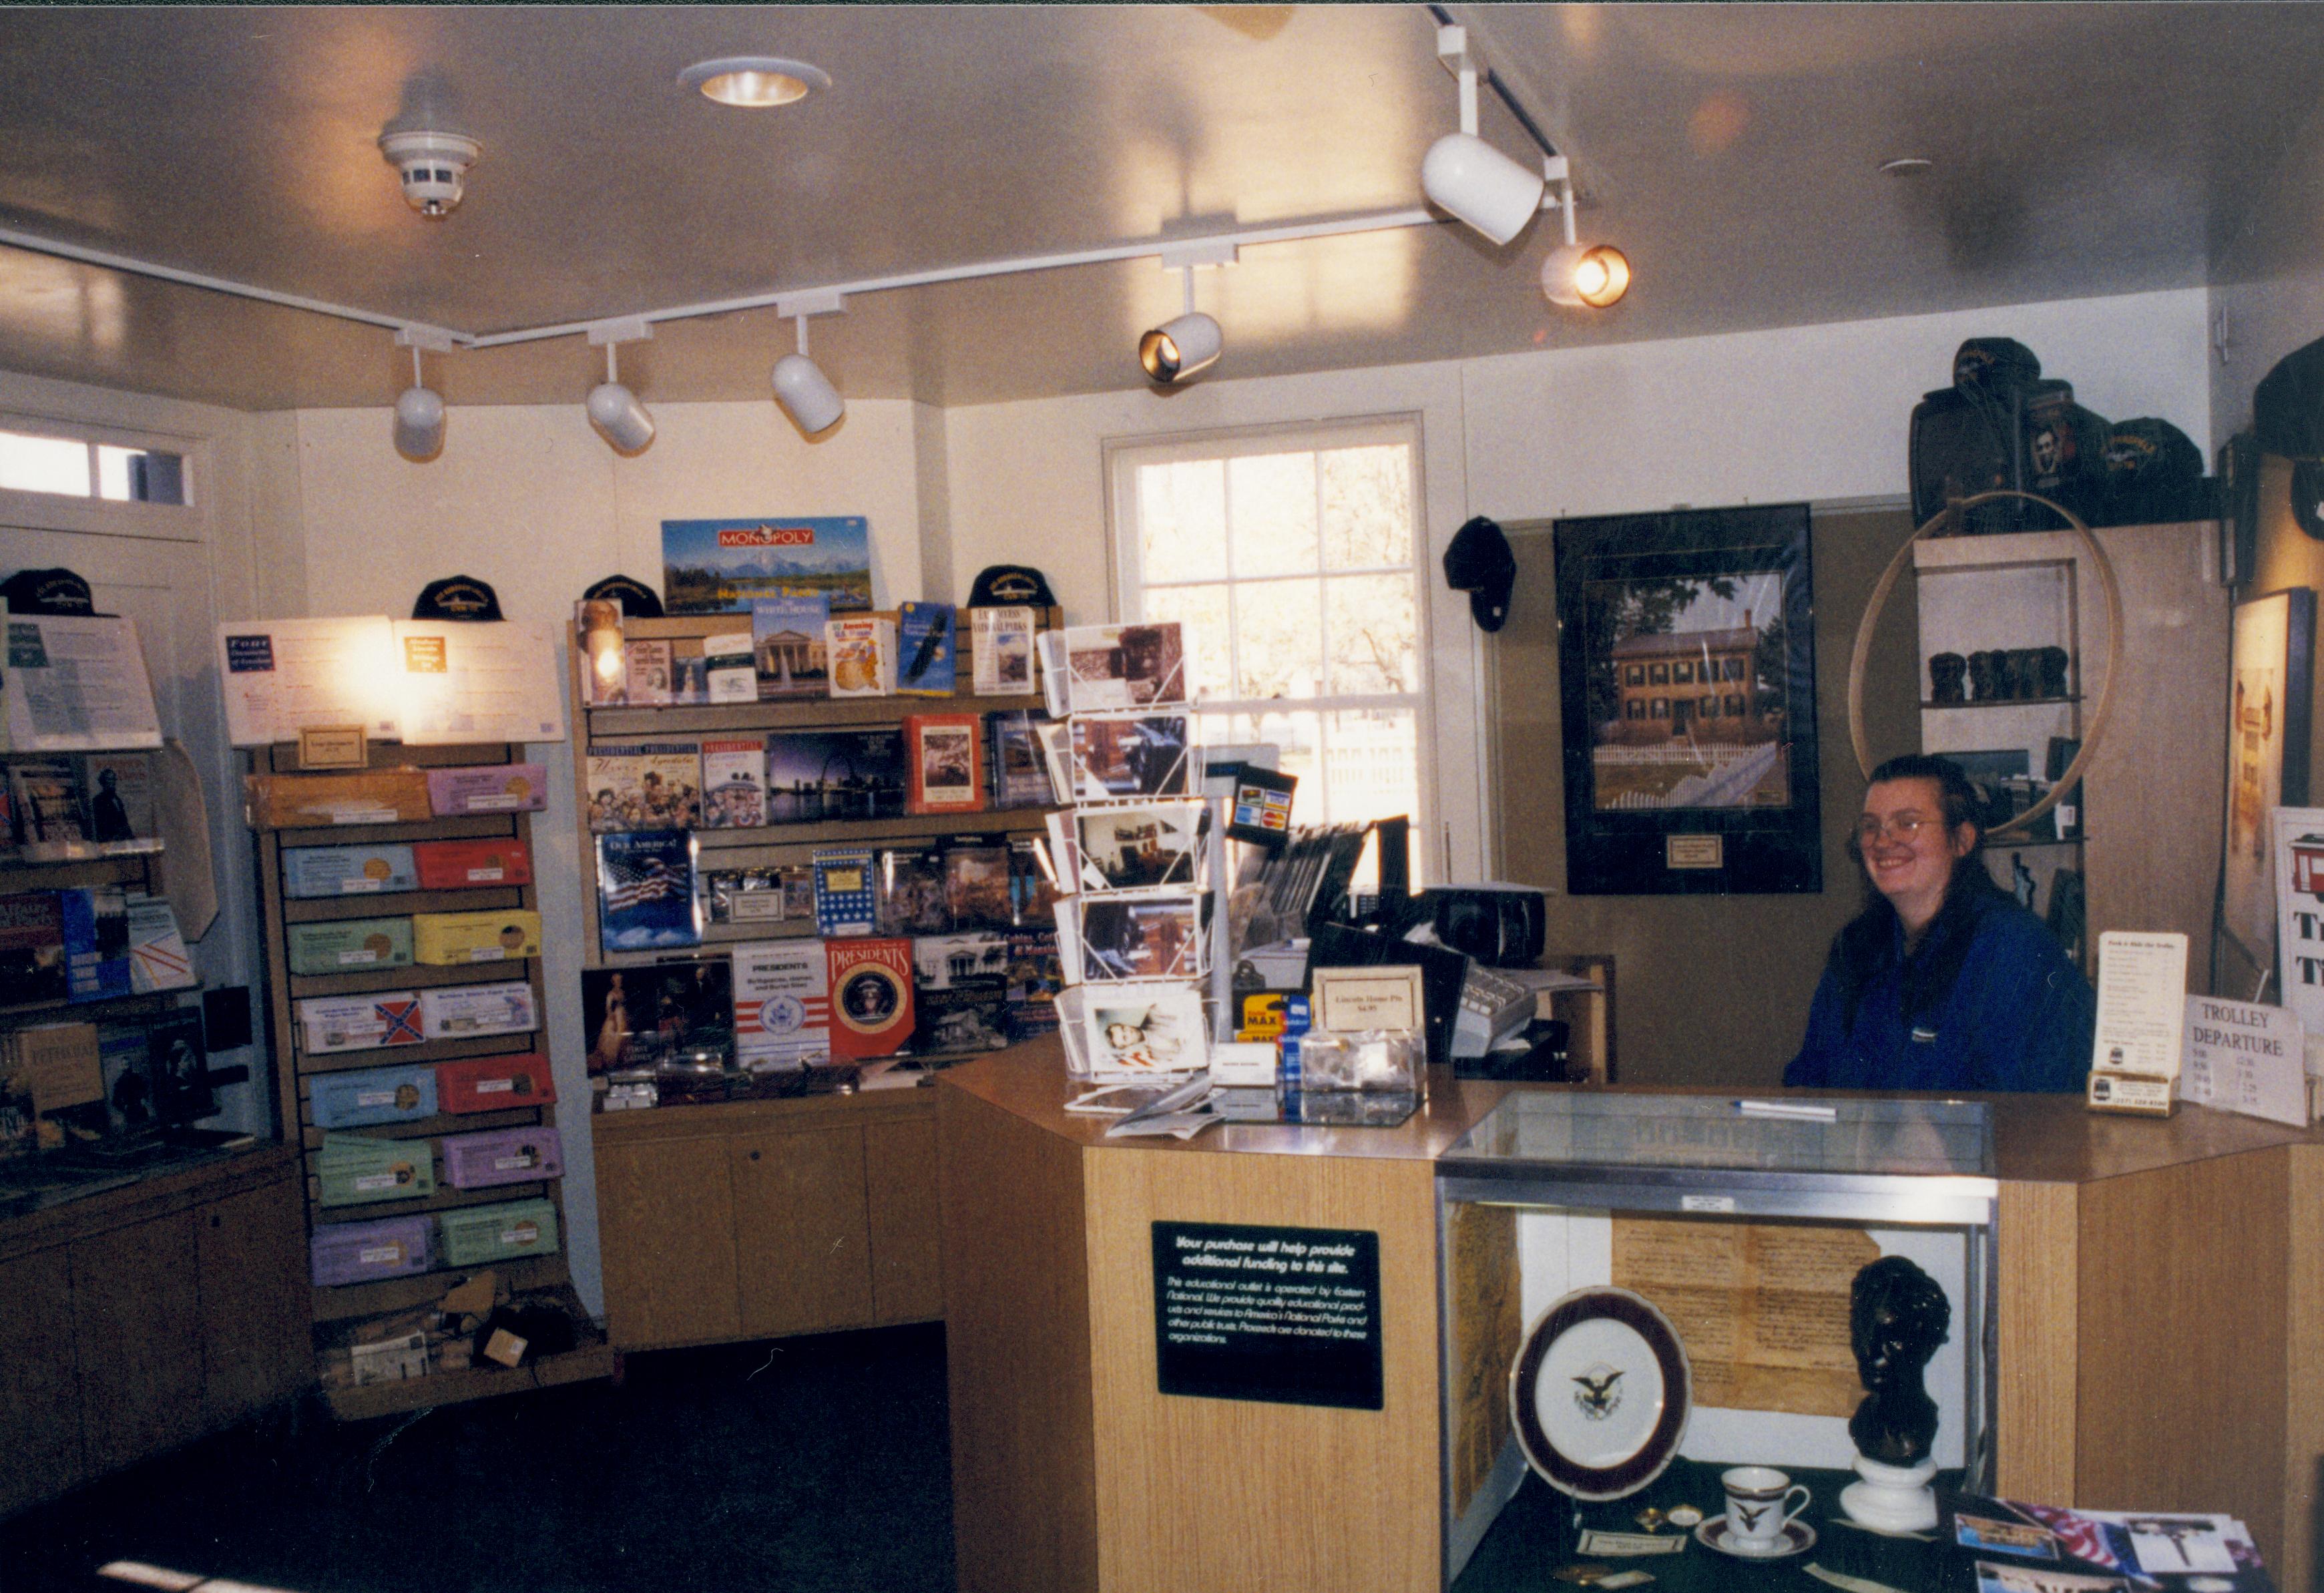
248, 739, 612, 1419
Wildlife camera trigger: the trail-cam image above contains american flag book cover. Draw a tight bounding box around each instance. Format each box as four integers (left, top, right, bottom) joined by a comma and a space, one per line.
597, 830, 701, 953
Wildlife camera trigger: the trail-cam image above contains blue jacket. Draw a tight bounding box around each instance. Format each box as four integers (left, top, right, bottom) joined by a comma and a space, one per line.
1785, 889, 2094, 1093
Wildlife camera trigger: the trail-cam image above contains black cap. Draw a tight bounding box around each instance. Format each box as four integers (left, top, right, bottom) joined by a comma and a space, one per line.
412, 575, 504, 622
1, 567, 94, 616
1952, 337, 2042, 399
967, 564, 1056, 609
2257, 334, 2324, 459
582, 574, 664, 618
1443, 516, 1516, 633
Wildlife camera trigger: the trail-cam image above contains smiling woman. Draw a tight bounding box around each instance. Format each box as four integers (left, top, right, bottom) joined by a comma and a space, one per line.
1784, 752, 2095, 1093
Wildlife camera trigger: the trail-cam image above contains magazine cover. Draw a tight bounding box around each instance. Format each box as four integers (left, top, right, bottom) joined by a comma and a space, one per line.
732, 939, 831, 1069
826, 615, 896, 696
663, 515, 872, 614
828, 937, 916, 1061
813, 847, 879, 937
1068, 711, 1194, 802
943, 841, 1015, 930
751, 594, 831, 700
700, 738, 768, 829
1077, 802, 1206, 892
596, 831, 701, 953
897, 601, 958, 697
1085, 980, 1210, 1081
584, 744, 702, 832
1003, 927, 1065, 1039
878, 847, 954, 936
971, 606, 1037, 697
906, 713, 984, 815
987, 710, 1056, 809
910, 932, 1011, 1054
764, 729, 906, 823
1063, 621, 1187, 710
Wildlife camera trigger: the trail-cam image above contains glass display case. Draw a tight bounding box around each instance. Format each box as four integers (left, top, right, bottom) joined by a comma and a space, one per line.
1434, 1094, 1999, 1585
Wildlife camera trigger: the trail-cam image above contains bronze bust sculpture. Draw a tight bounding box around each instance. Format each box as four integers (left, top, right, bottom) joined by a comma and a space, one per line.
1847, 1255, 1949, 1466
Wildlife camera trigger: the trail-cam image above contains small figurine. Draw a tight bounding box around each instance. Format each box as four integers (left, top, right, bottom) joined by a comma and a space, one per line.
2037, 646, 2071, 699
1839, 1255, 1951, 1532
1967, 651, 2000, 702
1928, 652, 1967, 704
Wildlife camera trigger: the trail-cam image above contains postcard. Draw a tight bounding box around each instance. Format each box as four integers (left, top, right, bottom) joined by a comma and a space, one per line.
1073, 893, 1206, 981
1076, 802, 1205, 893
1063, 621, 1187, 710
1069, 710, 1194, 802
1084, 981, 1210, 1081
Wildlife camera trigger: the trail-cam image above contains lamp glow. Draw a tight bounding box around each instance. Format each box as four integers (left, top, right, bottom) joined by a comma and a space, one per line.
1542, 242, 1632, 308
678, 57, 831, 108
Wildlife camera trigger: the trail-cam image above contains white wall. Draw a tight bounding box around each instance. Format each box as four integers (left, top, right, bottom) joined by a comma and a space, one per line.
945, 286, 2213, 872
286, 397, 932, 1314
0, 369, 277, 1135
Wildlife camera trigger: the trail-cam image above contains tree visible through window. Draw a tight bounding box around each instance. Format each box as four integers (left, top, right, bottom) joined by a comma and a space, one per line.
1109, 421, 1427, 885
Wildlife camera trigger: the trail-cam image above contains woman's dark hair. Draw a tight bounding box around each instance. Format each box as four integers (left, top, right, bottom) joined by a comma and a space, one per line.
1827, 754, 2008, 1028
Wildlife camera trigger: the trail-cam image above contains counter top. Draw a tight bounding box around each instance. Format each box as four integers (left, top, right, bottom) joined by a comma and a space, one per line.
937, 1040, 2324, 1186
0, 1140, 300, 1263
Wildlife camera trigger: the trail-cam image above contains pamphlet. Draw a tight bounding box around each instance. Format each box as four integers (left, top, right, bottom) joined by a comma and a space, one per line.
5, 614, 165, 751
2090, 931, 2188, 1079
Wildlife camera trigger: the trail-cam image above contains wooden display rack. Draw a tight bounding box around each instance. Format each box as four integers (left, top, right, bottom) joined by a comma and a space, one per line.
250, 739, 613, 1419
573, 608, 1061, 1351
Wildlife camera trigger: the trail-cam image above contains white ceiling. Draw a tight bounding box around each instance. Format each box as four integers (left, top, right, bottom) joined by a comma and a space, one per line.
0, 3, 2317, 413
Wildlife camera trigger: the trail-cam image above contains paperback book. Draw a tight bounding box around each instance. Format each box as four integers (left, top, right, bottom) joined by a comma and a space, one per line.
596, 831, 701, 953
622, 638, 674, 706
699, 738, 768, 829
970, 606, 1038, 697
704, 629, 756, 704
732, 939, 831, 1070
827, 937, 915, 1061
905, 713, 985, 815
877, 847, 954, 937
813, 848, 879, 937
584, 744, 702, 833
987, 710, 1056, 809
896, 601, 958, 696
78, 752, 159, 853
9, 757, 88, 859
943, 840, 1016, 930
751, 594, 831, 700
826, 615, 897, 696
764, 729, 906, 823
1003, 928, 1066, 1040
910, 932, 1011, 1055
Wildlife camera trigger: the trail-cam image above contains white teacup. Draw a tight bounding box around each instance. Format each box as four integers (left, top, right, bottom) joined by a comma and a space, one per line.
1721, 1465, 1811, 1552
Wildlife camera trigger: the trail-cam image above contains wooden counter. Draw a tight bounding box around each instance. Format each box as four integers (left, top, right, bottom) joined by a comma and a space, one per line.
0, 1144, 310, 1520
939, 1042, 2324, 1592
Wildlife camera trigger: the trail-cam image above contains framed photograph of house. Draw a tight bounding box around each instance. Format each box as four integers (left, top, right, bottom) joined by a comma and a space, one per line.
1555, 503, 1821, 894
2222, 587, 2315, 972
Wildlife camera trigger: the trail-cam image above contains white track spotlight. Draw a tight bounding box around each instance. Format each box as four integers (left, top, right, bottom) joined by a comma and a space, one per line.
391, 328, 451, 462
1421, 26, 1544, 246
771, 295, 846, 435
1538, 161, 1632, 308
1140, 268, 1222, 385
585, 320, 656, 455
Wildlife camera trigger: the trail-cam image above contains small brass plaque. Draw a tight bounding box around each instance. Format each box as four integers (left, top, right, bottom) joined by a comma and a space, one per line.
1666, 833, 1724, 871
296, 726, 369, 769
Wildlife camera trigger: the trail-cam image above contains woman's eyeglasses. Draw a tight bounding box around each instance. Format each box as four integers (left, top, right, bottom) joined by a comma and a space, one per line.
1855, 814, 1935, 845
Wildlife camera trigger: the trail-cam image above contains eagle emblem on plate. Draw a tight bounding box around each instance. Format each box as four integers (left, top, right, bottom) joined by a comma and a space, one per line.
1571, 1363, 1624, 1419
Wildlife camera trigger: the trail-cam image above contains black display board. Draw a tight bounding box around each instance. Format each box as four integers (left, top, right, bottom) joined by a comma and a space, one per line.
1152, 1220, 1382, 1410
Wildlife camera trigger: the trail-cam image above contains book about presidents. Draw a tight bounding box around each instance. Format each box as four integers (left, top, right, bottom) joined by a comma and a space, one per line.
700, 738, 768, 829
585, 743, 702, 833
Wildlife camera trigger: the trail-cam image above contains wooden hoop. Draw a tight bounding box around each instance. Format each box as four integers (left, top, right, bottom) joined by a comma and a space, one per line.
1845, 491, 2124, 842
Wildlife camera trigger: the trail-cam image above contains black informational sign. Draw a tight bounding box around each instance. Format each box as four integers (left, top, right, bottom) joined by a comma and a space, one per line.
1152, 1220, 1383, 1411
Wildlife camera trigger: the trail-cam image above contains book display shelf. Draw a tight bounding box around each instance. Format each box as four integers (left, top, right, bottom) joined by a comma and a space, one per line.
571, 608, 1063, 1351
248, 740, 613, 1420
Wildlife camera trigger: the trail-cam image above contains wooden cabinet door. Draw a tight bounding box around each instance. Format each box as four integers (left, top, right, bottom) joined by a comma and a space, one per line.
70, 1209, 203, 1475
596, 1136, 742, 1349
865, 1116, 943, 1324
0, 1244, 84, 1516
197, 1174, 311, 1423
730, 1127, 872, 1339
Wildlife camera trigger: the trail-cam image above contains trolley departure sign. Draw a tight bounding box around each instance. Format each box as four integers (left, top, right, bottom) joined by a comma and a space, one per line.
1151, 1220, 1383, 1410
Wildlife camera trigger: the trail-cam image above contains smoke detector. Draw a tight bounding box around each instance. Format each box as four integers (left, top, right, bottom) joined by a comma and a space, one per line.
378, 128, 483, 218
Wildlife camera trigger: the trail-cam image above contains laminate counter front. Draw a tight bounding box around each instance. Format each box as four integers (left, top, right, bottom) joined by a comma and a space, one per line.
938, 1042, 2324, 1593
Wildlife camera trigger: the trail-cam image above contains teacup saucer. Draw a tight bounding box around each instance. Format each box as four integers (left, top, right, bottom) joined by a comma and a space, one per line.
1694, 1514, 1817, 1562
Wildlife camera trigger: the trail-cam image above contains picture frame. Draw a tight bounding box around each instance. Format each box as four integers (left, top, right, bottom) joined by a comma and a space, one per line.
2222, 587, 2315, 973
1555, 502, 1821, 895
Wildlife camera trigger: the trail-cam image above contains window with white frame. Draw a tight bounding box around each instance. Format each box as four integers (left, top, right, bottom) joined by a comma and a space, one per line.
1107, 419, 1427, 885
0, 425, 188, 505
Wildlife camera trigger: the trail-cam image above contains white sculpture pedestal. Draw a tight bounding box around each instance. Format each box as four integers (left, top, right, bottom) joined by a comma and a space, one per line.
1839, 1453, 1939, 1533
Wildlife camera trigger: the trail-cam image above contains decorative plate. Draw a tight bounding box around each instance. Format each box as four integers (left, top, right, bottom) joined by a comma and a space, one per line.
1695, 1514, 1817, 1562
1509, 1285, 1692, 1502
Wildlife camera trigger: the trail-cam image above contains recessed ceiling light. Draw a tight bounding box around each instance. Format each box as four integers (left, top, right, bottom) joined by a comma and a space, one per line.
1879, 157, 1934, 178
678, 56, 831, 108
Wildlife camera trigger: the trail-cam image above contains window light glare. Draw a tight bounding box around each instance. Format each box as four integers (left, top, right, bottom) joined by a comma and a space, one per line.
678, 57, 831, 108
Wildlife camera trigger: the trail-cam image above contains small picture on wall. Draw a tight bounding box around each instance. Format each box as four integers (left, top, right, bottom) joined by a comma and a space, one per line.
2222, 588, 2316, 973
